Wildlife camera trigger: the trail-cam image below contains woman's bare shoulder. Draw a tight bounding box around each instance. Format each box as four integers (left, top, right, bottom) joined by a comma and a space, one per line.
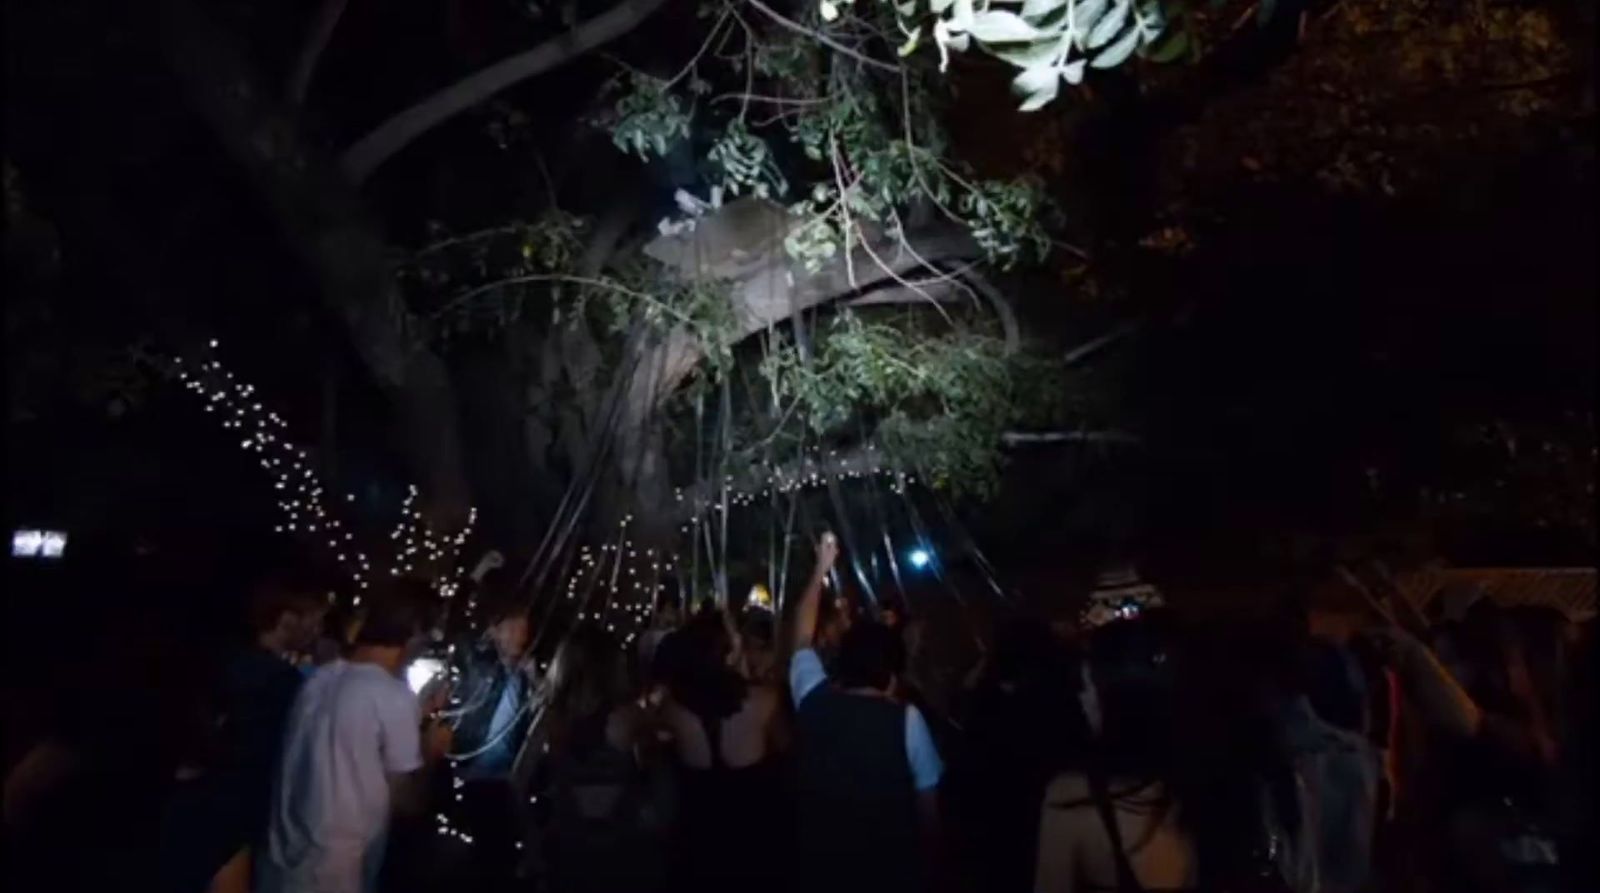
747, 682, 784, 709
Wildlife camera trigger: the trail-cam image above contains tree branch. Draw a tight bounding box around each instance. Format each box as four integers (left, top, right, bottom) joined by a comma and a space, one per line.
842, 283, 961, 307
671, 428, 1142, 520
843, 270, 1020, 355
743, 0, 901, 73
961, 269, 1021, 354
999, 430, 1142, 446
285, 0, 349, 108
1063, 319, 1141, 366
340, 0, 672, 184
156, 0, 473, 525
674, 443, 895, 521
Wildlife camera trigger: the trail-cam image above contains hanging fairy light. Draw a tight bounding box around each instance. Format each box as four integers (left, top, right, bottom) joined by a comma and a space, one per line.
179, 339, 508, 854
675, 446, 920, 520
175, 342, 376, 597
175, 339, 476, 608
549, 518, 683, 652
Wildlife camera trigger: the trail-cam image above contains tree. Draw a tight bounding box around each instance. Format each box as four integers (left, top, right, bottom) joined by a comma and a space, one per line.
14, 0, 1589, 615
377, 0, 1103, 574
134, 0, 1461, 583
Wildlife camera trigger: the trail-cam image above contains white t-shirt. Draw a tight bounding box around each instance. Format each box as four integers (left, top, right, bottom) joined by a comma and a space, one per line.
259, 659, 423, 893
789, 648, 944, 791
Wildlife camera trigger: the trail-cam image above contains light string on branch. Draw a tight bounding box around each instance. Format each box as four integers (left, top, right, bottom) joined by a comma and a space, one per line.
559, 516, 680, 651
673, 445, 919, 522
174, 340, 477, 606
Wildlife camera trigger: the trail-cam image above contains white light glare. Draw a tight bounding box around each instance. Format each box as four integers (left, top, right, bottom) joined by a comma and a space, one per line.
12, 529, 67, 559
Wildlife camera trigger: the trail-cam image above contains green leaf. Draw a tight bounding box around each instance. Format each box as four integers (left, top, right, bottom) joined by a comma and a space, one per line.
1012, 64, 1060, 110
1085, 0, 1129, 49
986, 35, 1067, 68
1135, 1, 1164, 38
1144, 27, 1187, 63
1018, 83, 1060, 111
899, 28, 922, 56
1090, 21, 1140, 67
1068, 0, 1110, 40
969, 9, 1041, 42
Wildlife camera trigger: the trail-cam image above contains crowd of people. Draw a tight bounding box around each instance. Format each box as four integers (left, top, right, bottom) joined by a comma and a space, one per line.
3, 536, 1594, 893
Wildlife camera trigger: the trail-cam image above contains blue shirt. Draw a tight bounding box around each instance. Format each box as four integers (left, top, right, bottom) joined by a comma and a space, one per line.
458, 670, 526, 780
789, 648, 944, 791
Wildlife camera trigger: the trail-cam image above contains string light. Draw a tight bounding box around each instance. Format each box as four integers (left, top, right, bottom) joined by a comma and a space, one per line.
179, 340, 514, 853
175, 339, 476, 607
674, 449, 920, 520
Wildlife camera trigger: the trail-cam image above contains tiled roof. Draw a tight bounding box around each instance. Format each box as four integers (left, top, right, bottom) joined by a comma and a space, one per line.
1397, 567, 1596, 620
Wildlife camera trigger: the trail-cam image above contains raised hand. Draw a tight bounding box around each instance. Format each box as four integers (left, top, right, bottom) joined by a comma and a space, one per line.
816, 531, 840, 571
795, 532, 841, 651
418, 676, 453, 716
471, 549, 506, 582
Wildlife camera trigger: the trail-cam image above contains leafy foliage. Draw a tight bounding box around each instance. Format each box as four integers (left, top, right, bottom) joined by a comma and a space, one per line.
608, 75, 693, 160
1155, 0, 1590, 199
395, 211, 586, 342
396, 210, 743, 382
960, 178, 1053, 265
861, 0, 1171, 110
706, 119, 788, 199
404, 0, 1116, 502
759, 311, 1067, 497
603, 10, 1056, 271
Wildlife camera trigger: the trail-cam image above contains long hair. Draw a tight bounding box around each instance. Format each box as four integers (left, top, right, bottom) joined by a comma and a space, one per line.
1083, 610, 1182, 784
1078, 609, 1281, 884
547, 623, 629, 729
1183, 610, 1313, 887
667, 611, 747, 719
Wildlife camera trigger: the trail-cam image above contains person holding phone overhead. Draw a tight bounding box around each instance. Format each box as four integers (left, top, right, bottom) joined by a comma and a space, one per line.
789, 532, 945, 893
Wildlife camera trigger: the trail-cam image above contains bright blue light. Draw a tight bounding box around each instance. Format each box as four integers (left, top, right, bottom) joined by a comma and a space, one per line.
908, 549, 931, 569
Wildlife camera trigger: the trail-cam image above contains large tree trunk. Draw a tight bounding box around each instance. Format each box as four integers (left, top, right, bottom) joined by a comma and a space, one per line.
157, 0, 472, 527
606, 200, 981, 539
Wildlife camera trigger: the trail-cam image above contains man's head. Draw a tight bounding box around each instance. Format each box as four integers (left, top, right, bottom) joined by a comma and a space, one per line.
878, 598, 906, 630
351, 586, 430, 673
247, 572, 330, 655
486, 601, 533, 664
474, 572, 532, 662
816, 591, 852, 652
835, 620, 906, 693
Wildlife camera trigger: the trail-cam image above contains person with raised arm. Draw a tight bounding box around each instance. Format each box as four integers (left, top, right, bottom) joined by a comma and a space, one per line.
788, 533, 944, 893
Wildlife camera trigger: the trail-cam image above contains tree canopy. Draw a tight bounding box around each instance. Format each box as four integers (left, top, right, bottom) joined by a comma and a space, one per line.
5, 0, 1592, 611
